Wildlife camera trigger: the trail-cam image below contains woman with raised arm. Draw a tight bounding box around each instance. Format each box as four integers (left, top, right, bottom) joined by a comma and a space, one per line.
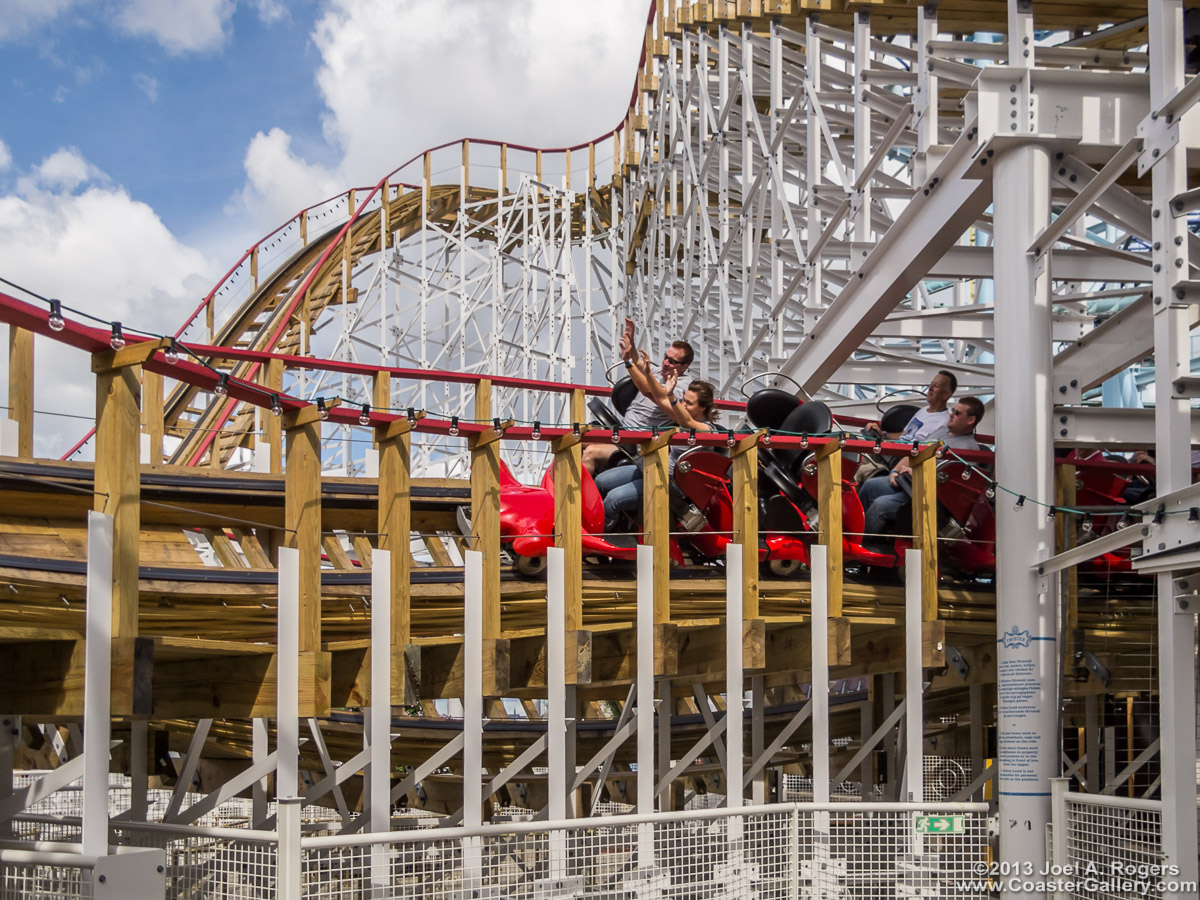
594, 332, 720, 533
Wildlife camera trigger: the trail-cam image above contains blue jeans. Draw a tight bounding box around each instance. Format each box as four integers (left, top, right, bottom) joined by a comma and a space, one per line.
858, 473, 910, 547
594, 464, 643, 532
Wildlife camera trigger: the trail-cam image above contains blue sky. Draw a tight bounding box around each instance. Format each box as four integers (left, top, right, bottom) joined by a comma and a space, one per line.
0, 0, 648, 455
1, 2, 329, 234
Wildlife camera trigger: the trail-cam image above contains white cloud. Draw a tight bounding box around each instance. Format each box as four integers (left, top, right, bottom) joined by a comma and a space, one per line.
306, 0, 647, 186
115, 0, 236, 55
250, 0, 286, 25
0, 140, 11, 173
27, 148, 104, 192
133, 72, 159, 102
232, 127, 342, 231
0, 0, 78, 42
0, 148, 215, 457
226, 0, 646, 238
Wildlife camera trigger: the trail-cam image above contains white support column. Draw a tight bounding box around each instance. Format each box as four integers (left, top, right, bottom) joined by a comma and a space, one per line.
993, 141, 1056, 875
252, 718, 268, 826
853, 10, 872, 242
129, 720, 147, 822
904, 549, 925, 804
462, 550, 484, 887
368, 548, 392, 896
915, 4, 939, 157
769, 17, 785, 359
805, 22, 824, 315
276, 546, 302, 900
810, 544, 830, 804
725, 544, 744, 813
1007, 0, 1035, 69
83, 510, 113, 858
725, 544, 744, 867
546, 547, 568, 879
717, 24, 732, 389
636, 545, 655, 868
1147, 2, 1200, 893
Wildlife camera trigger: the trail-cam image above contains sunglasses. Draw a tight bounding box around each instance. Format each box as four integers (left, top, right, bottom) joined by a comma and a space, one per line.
663, 355, 688, 366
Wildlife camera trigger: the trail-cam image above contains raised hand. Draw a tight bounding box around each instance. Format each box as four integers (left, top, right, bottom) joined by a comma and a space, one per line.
619, 333, 635, 362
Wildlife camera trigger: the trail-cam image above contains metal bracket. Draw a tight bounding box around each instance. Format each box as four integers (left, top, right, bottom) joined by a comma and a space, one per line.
1172, 376, 1200, 398
1136, 111, 1179, 178
1079, 651, 1110, 687
0, 716, 20, 752
1171, 186, 1200, 218
1167, 279, 1200, 307
944, 645, 970, 681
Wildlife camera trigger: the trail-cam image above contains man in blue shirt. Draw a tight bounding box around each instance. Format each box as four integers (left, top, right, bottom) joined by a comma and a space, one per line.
859, 395, 984, 553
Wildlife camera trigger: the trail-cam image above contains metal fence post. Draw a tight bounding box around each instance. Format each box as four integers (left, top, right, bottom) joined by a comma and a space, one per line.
1050, 777, 1069, 900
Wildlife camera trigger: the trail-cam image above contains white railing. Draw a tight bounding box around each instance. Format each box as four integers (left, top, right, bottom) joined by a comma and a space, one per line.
8, 797, 990, 898
0, 844, 165, 899
1049, 781, 1178, 900
297, 801, 990, 900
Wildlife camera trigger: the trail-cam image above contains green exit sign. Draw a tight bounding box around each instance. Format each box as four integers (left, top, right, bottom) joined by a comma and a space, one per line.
914, 815, 965, 834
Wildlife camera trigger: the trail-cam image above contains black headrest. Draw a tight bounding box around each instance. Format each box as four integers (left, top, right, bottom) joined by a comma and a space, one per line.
784, 400, 833, 436
773, 401, 833, 470
746, 389, 801, 430
612, 378, 640, 417
879, 404, 919, 435
587, 397, 620, 429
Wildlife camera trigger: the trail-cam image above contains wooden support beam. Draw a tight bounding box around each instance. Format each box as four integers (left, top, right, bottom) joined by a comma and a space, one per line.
284, 418, 322, 655
93, 353, 144, 715
155, 647, 328, 717
469, 380, 505, 695
141, 368, 163, 466
282, 398, 339, 430
555, 389, 590, 684
376, 377, 414, 704
837, 620, 946, 679
469, 380, 501, 638
814, 441, 844, 616
92, 337, 172, 374
7, 326, 33, 457
263, 358, 283, 474
93, 362, 140, 636
909, 445, 940, 621
731, 431, 761, 617
764, 617, 853, 673
641, 439, 672, 628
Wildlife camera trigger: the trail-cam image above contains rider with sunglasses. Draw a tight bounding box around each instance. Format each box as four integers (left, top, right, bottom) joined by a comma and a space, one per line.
582, 318, 695, 475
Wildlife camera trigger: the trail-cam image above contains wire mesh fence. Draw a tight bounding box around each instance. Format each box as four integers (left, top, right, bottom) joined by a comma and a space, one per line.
0, 854, 92, 900
297, 803, 990, 900
1051, 793, 1167, 900
5, 785, 990, 898
111, 822, 277, 900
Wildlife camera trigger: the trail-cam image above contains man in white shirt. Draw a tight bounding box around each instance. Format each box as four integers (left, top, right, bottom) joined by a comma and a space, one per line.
865, 370, 957, 443
859, 395, 984, 552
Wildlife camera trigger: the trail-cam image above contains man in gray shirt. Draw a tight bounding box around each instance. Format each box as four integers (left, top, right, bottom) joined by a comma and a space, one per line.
583, 318, 695, 474
859, 396, 985, 552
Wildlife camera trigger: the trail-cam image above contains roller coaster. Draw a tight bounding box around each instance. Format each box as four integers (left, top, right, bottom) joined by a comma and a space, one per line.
1, 2, 1198, 897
